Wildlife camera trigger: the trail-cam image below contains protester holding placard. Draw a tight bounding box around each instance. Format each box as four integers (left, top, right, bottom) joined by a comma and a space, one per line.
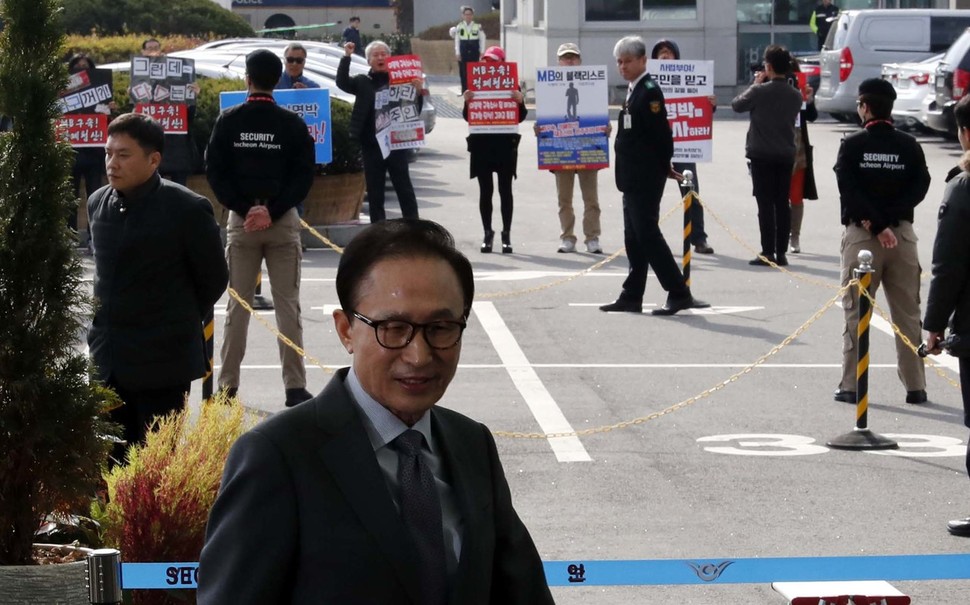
651, 39, 716, 255
535, 43, 608, 254
64, 53, 113, 244
135, 39, 199, 186
462, 46, 527, 254
338, 41, 424, 223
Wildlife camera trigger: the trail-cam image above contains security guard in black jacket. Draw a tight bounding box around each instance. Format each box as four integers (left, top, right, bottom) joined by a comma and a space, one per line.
88, 113, 228, 462
599, 36, 708, 317
833, 77, 931, 405
206, 49, 316, 408
924, 95, 970, 537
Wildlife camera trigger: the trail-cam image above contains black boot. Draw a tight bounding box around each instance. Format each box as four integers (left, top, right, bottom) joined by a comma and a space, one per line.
481, 230, 494, 253
501, 231, 512, 254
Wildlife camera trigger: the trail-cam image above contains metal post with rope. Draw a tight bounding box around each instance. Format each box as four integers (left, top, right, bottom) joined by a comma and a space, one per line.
827, 250, 898, 451
681, 169, 695, 286
202, 307, 214, 402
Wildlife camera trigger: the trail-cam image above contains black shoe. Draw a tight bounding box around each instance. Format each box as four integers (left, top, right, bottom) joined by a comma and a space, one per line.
481, 230, 494, 254
651, 295, 710, 316
693, 241, 714, 254
947, 518, 970, 537
749, 255, 776, 266
285, 387, 313, 408
833, 388, 857, 404
501, 231, 512, 254
776, 254, 789, 266
599, 299, 642, 313
218, 386, 238, 401
906, 389, 927, 404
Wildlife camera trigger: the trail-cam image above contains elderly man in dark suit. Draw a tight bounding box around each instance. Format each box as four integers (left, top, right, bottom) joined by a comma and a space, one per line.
198, 219, 554, 605
600, 35, 708, 316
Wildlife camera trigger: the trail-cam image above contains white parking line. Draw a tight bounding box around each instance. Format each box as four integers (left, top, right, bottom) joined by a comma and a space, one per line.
472, 301, 592, 463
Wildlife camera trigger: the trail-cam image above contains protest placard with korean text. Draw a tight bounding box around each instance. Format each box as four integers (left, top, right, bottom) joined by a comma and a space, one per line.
647, 59, 714, 162
129, 55, 196, 135
466, 61, 521, 134
219, 88, 332, 164
534, 65, 609, 170
57, 68, 113, 148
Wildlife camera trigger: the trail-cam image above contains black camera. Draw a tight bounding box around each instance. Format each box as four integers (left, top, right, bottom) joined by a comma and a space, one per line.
750, 63, 765, 74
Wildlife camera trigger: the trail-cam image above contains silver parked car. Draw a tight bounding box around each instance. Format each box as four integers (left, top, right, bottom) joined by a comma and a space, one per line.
816, 9, 970, 121
881, 53, 943, 130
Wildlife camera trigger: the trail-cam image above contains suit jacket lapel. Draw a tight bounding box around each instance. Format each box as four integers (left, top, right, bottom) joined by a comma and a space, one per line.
314, 371, 423, 603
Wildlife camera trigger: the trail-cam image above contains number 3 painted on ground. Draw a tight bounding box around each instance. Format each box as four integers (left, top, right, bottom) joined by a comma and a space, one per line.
697, 434, 966, 457
696, 434, 829, 456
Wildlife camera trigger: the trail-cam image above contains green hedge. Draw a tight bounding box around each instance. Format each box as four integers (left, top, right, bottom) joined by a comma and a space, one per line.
109, 75, 361, 175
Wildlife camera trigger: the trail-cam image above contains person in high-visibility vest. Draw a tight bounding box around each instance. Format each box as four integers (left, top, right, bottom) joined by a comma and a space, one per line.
810, 0, 839, 51
453, 5, 485, 93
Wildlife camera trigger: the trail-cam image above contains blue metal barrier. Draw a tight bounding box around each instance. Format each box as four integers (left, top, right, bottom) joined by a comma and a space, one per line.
118, 554, 970, 590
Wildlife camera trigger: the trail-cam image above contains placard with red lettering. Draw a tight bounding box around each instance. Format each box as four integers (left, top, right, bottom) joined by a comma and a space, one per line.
58, 68, 113, 147
466, 61, 521, 134
56, 114, 109, 148
467, 61, 518, 93
387, 55, 423, 86
647, 59, 714, 162
133, 103, 189, 134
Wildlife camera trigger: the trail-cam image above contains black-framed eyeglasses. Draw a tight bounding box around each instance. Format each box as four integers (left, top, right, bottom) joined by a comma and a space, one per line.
286, 56, 305, 64
352, 312, 466, 350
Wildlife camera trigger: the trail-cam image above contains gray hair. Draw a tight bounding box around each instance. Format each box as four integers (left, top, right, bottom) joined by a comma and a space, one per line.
284, 42, 307, 56
613, 36, 646, 59
365, 41, 391, 61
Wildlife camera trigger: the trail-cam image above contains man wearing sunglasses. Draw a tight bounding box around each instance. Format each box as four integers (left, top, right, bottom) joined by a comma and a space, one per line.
199, 219, 554, 605
277, 42, 320, 90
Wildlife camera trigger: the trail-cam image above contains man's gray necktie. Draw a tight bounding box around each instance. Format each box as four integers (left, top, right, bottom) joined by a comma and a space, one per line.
394, 429, 447, 604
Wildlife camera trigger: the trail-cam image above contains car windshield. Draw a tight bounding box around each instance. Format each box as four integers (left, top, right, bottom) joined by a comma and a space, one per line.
827, 14, 852, 50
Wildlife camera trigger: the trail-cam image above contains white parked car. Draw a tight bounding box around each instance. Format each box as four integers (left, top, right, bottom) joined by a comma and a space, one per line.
881, 53, 944, 130
102, 49, 356, 105
192, 38, 436, 134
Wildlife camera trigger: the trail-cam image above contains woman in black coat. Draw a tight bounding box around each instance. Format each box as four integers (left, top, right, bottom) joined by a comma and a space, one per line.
462, 46, 528, 253
788, 59, 819, 254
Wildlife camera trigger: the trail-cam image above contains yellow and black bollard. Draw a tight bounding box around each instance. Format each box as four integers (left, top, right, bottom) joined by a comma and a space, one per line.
828, 250, 898, 451
252, 267, 274, 310
681, 169, 694, 286
202, 307, 214, 402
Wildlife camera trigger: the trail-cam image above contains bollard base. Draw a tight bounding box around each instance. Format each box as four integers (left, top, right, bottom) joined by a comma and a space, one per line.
252, 295, 274, 310
827, 429, 898, 451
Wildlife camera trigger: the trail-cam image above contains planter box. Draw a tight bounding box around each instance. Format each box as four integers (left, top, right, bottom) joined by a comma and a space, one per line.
0, 545, 93, 605
187, 172, 365, 228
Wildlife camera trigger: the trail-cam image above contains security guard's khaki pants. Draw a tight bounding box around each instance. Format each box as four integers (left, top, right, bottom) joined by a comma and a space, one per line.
839, 222, 925, 393
219, 208, 305, 391
555, 170, 601, 244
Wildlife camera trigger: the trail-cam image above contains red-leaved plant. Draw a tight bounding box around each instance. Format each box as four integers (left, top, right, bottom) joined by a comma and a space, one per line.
93, 393, 254, 604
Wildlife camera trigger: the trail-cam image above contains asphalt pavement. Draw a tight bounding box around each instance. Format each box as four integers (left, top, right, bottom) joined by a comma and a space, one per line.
84, 104, 970, 603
